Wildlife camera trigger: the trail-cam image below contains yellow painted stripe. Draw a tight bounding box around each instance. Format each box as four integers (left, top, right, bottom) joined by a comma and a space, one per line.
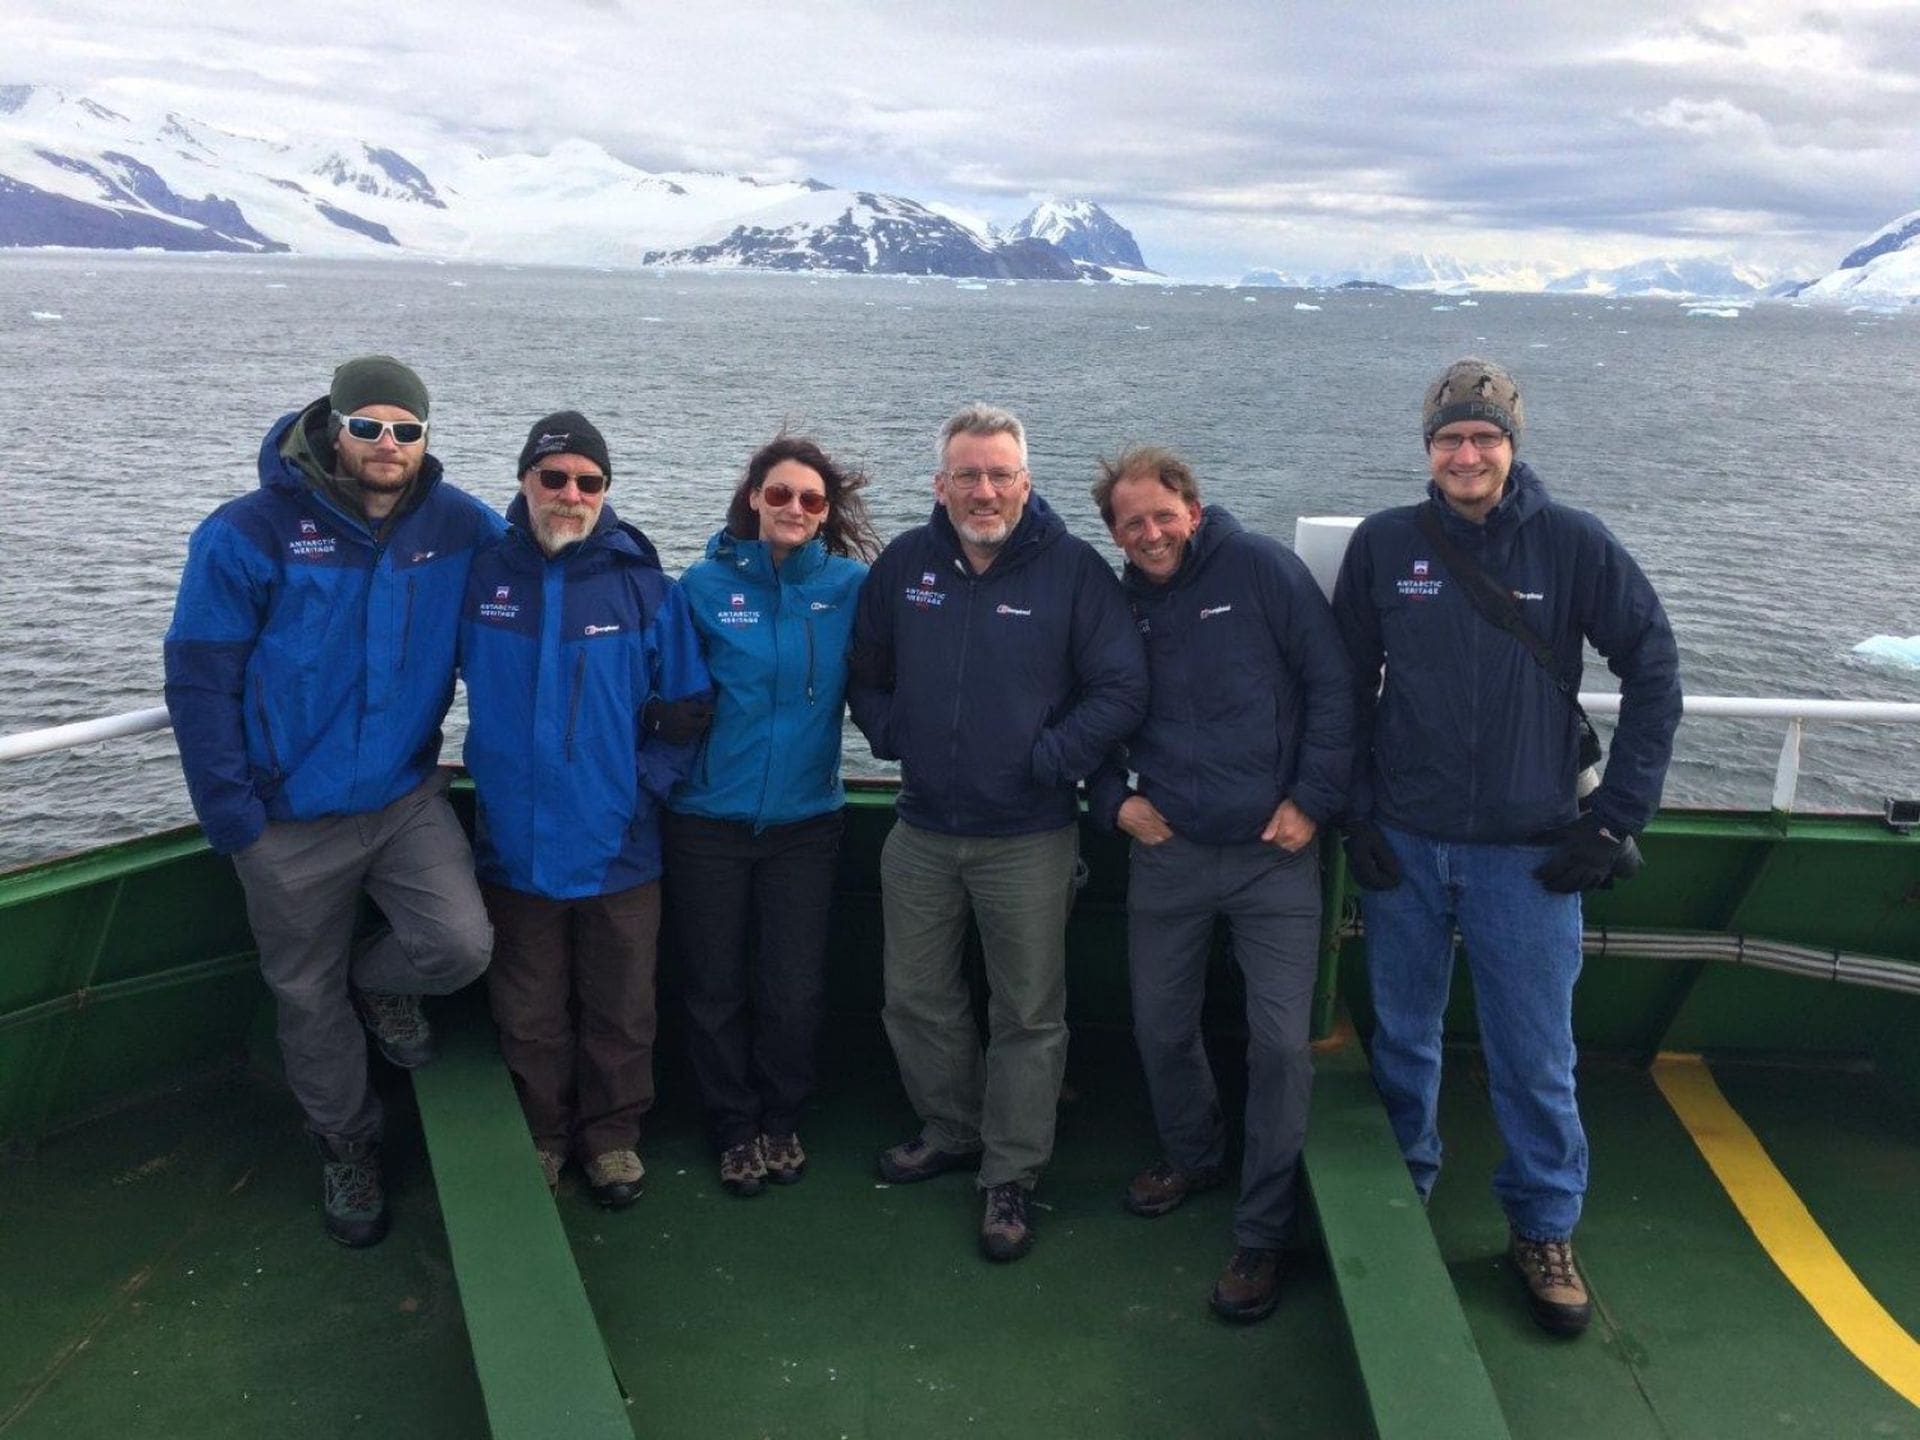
1652, 1052, 1920, 1408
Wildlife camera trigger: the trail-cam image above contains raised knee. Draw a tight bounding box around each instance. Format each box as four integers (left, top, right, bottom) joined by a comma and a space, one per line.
417, 917, 493, 992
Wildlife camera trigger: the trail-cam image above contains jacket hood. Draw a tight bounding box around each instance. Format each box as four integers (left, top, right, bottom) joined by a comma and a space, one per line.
702, 526, 829, 581
1424, 458, 1548, 538
925, 488, 1067, 573
261, 396, 444, 518
504, 493, 662, 570
1121, 504, 1243, 596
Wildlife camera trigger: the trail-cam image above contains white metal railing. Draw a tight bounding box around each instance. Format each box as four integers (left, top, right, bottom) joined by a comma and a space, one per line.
3, 697, 1919, 813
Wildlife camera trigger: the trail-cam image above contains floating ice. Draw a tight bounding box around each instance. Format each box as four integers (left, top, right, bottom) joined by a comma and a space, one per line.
1133, 324, 1152, 330
1853, 635, 1920, 670
1243, 295, 1258, 303
1686, 308, 1742, 319
1458, 299, 1479, 307
955, 282, 988, 291
1293, 302, 1320, 312
30, 311, 61, 320
1431, 304, 1455, 312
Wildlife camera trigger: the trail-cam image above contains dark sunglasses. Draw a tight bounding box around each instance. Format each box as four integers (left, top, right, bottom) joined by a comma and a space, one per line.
762, 481, 828, 515
335, 411, 427, 445
535, 468, 609, 496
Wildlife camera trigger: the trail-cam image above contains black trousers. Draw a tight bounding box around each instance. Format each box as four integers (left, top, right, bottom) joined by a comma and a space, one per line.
662, 809, 844, 1149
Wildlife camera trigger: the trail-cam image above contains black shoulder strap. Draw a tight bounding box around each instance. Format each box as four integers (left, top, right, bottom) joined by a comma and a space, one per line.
1413, 502, 1592, 723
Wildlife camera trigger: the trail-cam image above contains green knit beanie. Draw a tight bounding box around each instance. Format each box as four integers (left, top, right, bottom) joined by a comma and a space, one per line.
329, 355, 430, 423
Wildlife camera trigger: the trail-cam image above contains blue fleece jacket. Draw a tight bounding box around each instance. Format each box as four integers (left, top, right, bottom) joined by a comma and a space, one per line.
460, 496, 711, 899
848, 492, 1148, 836
669, 529, 867, 829
164, 402, 504, 855
1331, 461, 1681, 843
1089, 507, 1353, 843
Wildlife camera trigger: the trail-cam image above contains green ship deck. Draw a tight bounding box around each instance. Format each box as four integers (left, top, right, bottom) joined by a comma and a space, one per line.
3, 787, 1917, 1438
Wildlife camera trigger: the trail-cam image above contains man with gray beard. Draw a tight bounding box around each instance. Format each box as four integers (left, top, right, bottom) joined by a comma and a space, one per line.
166, 355, 502, 1248
849, 403, 1148, 1262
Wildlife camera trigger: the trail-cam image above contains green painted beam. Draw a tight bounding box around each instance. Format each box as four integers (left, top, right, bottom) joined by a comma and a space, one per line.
412, 1017, 634, 1440
1306, 1025, 1512, 1440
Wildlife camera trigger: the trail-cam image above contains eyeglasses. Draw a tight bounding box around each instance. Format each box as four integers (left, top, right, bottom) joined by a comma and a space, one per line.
1429, 431, 1508, 454
334, 412, 427, 445
535, 468, 608, 495
762, 482, 828, 515
943, 466, 1027, 492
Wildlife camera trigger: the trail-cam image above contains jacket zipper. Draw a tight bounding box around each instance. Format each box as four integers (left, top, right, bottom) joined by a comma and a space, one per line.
253, 674, 283, 778
805, 613, 817, 705
946, 568, 976, 831
398, 576, 416, 672
564, 650, 585, 763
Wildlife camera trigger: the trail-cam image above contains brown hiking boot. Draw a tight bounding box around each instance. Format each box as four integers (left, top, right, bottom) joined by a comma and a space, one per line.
980, 1182, 1034, 1262
1210, 1246, 1280, 1323
584, 1149, 645, 1209
1124, 1159, 1227, 1217
1509, 1232, 1593, 1335
720, 1137, 768, 1197
877, 1136, 981, 1184
760, 1132, 807, 1185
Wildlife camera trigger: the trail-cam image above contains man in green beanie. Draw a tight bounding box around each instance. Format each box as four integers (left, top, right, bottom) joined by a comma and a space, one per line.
165, 355, 506, 1248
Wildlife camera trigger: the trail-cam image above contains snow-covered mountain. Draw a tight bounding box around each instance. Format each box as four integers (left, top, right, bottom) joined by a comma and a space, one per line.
640, 189, 1109, 279
0, 85, 1124, 279
1798, 209, 1920, 303
1544, 256, 1768, 297
1007, 198, 1151, 272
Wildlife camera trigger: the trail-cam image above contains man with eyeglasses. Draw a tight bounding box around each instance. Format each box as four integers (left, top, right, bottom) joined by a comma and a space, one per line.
849, 403, 1148, 1262
1085, 446, 1352, 1324
165, 355, 504, 1248
459, 411, 710, 1209
1331, 357, 1680, 1336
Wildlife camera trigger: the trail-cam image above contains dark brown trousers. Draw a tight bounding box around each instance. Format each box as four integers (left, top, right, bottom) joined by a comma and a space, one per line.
481, 880, 661, 1159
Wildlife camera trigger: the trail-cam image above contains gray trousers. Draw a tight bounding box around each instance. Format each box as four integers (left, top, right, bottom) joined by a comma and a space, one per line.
1127, 834, 1320, 1248
232, 772, 493, 1143
879, 819, 1078, 1190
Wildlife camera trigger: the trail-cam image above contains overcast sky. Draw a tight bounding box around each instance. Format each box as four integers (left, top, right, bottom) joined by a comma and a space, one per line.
15, 1, 1920, 280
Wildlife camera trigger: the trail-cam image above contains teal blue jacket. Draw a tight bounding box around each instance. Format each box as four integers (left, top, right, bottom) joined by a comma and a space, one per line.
669, 529, 867, 829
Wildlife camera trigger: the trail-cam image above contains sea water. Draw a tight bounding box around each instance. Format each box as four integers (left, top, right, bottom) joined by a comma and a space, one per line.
1, 252, 1917, 867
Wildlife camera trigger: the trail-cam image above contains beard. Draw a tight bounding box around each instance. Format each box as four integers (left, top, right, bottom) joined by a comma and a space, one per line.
534, 505, 593, 555
338, 445, 421, 495
954, 512, 1013, 550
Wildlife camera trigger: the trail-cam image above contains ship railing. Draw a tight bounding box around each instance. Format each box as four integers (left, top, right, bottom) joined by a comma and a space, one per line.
5, 697, 1919, 816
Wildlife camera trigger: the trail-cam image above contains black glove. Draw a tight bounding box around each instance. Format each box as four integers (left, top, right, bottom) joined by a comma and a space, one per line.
1343, 820, 1402, 891
641, 696, 714, 745
1533, 814, 1634, 893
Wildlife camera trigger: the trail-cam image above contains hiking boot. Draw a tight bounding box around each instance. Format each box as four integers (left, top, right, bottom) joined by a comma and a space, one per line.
314, 1134, 388, 1248
585, 1149, 645, 1209
1509, 1232, 1593, 1335
351, 989, 435, 1069
877, 1136, 981, 1184
760, 1132, 807, 1186
979, 1182, 1034, 1262
719, 1137, 768, 1197
1210, 1246, 1281, 1323
536, 1147, 564, 1194
1124, 1159, 1227, 1218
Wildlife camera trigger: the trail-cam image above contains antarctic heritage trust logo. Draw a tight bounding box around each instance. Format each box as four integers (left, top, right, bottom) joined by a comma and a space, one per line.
287, 516, 336, 559
718, 591, 762, 626
905, 574, 945, 608
479, 584, 520, 622
1396, 558, 1443, 601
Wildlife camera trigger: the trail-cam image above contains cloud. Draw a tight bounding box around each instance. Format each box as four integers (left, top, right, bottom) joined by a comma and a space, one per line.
8, 0, 1919, 277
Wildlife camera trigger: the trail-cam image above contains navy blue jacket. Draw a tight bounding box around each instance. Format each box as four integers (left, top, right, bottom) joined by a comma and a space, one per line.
164, 402, 503, 855
848, 493, 1148, 836
460, 497, 710, 899
1089, 508, 1353, 844
1332, 461, 1681, 843
670, 528, 867, 829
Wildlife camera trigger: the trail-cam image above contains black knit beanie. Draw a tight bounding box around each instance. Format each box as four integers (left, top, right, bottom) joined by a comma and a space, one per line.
517, 411, 613, 480
329, 354, 430, 422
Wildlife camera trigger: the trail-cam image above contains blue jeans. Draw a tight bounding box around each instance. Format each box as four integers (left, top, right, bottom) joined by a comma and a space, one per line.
1360, 822, 1587, 1240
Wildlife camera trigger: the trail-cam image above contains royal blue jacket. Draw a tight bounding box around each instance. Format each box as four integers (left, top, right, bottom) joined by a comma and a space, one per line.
164, 404, 503, 855
1089, 508, 1353, 844
460, 497, 710, 899
669, 529, 867, 829
848, 493, 1148, 836
1332, 461, 1681, 844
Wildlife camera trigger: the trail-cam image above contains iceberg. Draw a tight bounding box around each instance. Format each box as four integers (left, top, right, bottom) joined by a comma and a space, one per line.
1852, 636, 1920, 671
1293, 302, 1321, 311
1687, 307, 1742, 319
